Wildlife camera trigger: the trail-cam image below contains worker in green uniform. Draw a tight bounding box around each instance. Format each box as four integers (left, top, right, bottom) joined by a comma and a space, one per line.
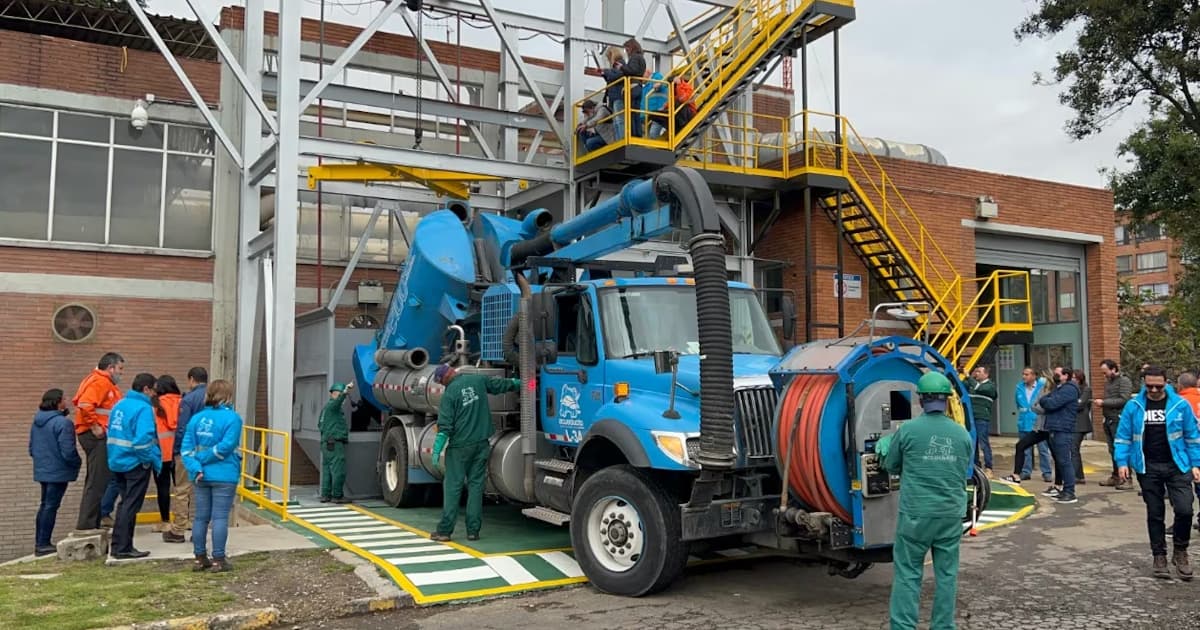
429, 364, 521, 542
877, 371, 974, 630
318, 382, 354, 504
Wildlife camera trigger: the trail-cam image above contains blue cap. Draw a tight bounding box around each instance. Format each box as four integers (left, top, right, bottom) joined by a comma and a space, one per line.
433, 364, 453, 382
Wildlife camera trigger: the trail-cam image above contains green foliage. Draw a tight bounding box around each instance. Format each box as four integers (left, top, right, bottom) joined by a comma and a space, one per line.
1117, 281, 1200, 375
1018, 1, 1200, 330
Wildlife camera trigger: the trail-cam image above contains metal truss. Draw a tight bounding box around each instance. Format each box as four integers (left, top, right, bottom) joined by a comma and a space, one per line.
120, 0, 761, 496
0, 0, 215, 59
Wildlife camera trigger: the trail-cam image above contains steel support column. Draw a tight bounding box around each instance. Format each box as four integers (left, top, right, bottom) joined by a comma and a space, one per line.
235, 0, 265, 420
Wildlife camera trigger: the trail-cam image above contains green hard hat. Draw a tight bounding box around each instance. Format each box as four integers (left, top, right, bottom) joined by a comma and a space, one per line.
917, 371, 953, 395
330, 382, 348, 393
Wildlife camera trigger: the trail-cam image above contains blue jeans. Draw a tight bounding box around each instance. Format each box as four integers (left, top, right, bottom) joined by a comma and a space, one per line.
36, 482, 69, 548
193, 481, 237, 559
974, 420, 992, 469
1019, 430, 1052, 478
611, 98, 625, 139
1048, 431, 1075, 495
101, 476, 121, 518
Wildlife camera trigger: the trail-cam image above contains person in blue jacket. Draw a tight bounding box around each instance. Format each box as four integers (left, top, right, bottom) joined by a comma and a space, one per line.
181, 379, 243, 573
106, 373, 162, 559
1115, 365, 1200, 581
1011, 367, 1052, 481
1038, 366, 1081, 504
167, 367, 208, 543
29, 388, 82, 556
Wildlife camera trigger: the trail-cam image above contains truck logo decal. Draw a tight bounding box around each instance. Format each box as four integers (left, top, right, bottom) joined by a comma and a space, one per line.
560, 384, 582, 422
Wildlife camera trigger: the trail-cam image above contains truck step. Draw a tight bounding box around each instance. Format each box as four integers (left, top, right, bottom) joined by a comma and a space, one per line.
534, 459, 575, 474
522, 506, 571, 527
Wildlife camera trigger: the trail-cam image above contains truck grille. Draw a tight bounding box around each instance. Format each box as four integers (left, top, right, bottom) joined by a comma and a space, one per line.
735, 386, 778, 460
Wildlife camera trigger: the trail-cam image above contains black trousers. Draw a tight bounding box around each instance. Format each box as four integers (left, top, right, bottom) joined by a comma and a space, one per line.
75, 431, 111, 530
154, 460, 174, 521
1072, 432, 1087, 480
1138, 461, 1195, 556
111, 465, 152, 555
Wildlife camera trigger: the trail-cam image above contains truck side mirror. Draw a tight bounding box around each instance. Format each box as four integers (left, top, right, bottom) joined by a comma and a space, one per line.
538, 341, 558, 365
781, 295, 797, 340
653, 350, 674, 374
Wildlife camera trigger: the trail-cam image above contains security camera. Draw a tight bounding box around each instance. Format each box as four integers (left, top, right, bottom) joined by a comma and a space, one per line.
130, 94, 155, 130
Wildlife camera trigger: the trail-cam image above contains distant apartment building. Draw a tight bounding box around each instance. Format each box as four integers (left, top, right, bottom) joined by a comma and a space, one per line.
1115, 222, 1183, 305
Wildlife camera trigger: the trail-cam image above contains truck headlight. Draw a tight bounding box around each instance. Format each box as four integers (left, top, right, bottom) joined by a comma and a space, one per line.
652, 431, 700, 468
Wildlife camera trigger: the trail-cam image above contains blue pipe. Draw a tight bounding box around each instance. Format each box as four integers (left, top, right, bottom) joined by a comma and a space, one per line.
550, 178, 658, 246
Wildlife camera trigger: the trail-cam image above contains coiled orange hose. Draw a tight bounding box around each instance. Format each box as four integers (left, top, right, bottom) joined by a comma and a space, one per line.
777, 373, 851, 523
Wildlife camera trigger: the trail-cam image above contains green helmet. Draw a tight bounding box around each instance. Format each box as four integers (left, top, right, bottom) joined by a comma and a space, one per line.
329, 382, 348, 393
917, 371, 953, 395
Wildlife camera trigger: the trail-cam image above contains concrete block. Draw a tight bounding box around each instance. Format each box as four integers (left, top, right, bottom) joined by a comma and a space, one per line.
59, 530, 109, 562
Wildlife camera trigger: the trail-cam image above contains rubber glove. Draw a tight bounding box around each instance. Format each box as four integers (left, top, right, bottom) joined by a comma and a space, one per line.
510, 378, 523, 389
876, 434, 893, 459
431, 432, 448, 471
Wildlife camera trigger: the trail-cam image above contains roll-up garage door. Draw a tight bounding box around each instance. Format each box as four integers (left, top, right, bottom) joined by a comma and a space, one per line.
975, 233, 1083, 272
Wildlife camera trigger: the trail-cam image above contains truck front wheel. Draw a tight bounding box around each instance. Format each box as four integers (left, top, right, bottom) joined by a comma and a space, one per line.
569, 465, 688, 597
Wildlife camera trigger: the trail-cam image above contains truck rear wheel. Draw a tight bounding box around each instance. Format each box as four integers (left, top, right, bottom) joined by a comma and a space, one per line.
379, 425, 425, 507
569, 465, 688, 597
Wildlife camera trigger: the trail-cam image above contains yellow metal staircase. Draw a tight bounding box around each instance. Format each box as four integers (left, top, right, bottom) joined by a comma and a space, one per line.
807, 118, 1032, 371
667, 0, 854, 156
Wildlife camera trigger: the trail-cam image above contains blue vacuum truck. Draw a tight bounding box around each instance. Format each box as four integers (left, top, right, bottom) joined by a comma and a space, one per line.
349, 166, 989, 596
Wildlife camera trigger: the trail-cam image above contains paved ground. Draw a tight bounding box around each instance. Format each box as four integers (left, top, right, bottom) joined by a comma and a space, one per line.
299, 442, 1200, 629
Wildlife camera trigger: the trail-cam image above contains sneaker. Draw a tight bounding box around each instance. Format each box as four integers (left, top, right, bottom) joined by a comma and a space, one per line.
1176, 549, 1194, 581
1042, 487, 1060, 497
1054, 493, 1078, 504
112, 549, 150, 559
1154, 554, 1172, 579
34, 546, 56, 557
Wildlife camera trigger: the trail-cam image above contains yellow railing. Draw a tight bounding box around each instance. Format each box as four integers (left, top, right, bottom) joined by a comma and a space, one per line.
933, 270, 1033, 371
238, 425, 291, 523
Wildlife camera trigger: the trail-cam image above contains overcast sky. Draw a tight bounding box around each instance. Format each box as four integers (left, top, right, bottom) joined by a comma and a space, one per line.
151, 0, 1144, 189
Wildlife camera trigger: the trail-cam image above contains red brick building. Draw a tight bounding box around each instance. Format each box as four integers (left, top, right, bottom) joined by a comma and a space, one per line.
1115, 222, 1184, 307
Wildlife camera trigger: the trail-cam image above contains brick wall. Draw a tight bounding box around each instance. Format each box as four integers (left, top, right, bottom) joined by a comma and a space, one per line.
0, 30, 219, 105
759, 156, 1118, 435
0, 249, 213, 560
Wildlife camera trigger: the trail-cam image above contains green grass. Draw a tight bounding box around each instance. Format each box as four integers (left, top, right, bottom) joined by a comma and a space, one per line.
0, 554, 269, 630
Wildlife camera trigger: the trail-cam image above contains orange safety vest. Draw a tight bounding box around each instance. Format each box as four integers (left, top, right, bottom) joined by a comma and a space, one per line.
72, 369, 121, 435
155, 393, 181, 461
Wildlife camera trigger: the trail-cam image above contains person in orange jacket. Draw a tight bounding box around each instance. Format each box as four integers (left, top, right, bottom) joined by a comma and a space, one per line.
73, 352, 124, 531
1177, 371, 1200, 533
152, 375, 185, 542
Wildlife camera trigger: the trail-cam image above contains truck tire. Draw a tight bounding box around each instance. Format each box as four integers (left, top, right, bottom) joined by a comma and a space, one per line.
569, 465, 688, 597
379, 426, 424, 507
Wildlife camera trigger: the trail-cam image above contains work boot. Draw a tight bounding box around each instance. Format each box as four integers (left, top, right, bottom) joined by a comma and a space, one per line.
100, 516, 114, 529
1153, 555, 1171, 579
193, 554, 212, 572
333, 497, 349, 504
1099, 475, 1118, 487
1115, 479, 1135, 491
1174, 549, 1193, 581
430, 533, 451, 542
319, 496, 331, 503
162, 531, 186, 544
467, 533, 480, 541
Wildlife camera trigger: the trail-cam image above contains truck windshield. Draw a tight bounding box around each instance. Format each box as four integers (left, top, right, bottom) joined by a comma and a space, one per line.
597, 286, 782, 358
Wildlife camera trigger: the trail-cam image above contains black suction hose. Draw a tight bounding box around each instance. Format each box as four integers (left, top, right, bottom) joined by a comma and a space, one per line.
514, 273, 537, 502
653, 166, 735, 471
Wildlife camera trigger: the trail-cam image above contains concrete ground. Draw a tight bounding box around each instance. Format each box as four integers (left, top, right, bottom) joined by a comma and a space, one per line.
302, 438, 1200, 629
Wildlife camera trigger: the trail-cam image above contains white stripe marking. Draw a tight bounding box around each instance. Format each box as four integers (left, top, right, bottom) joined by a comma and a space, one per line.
343, 532, 420, 542
291, 507, 353, 516
388, 552, 473, 566
482, 556, 538, 585
407, 566, 498, 586
363, 542, 454, 554
537, 551, 583, 578
373, 544, 449, 556
321, 525, 398, 535
303, 517, 380, 526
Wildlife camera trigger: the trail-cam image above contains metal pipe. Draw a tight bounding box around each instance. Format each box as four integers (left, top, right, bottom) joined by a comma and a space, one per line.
374, 348, 430, 370
514, 272, 536, 502
548, 177, 659, 246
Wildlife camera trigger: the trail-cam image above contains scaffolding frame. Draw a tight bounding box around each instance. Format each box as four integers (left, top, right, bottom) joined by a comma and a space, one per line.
120, 0, 767, 495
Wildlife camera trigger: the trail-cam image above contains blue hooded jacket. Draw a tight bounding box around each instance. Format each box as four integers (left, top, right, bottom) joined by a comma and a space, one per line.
29, 409, 82, 483
107, 390, 162, 474
181, 404, 243, 484
1039, 380, 1080, 433
1014, 378, 1046, 433
1115, 388, 1200, 475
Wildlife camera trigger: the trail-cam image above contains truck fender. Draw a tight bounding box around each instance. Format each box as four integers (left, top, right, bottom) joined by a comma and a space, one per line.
577, 419, 651, 468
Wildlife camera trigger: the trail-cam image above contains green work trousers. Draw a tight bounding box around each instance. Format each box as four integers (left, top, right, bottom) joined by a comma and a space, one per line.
889, 514, 963, 630
321, 441, 346, 499
436, 440, 489, 536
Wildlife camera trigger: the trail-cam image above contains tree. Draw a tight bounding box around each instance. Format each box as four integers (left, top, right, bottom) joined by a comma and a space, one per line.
1118, 281, 1200, 375
1017, 1, 1200, 320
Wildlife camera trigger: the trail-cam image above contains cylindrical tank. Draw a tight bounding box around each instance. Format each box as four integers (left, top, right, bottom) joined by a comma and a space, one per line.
409, 427, 534, 504
373, 364, 444, 415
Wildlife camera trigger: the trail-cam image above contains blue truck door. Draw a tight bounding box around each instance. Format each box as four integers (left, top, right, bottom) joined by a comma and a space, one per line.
540, 290, 603, 446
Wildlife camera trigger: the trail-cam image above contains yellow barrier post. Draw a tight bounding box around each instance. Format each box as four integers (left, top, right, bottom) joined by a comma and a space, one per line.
238, 425, 292, 523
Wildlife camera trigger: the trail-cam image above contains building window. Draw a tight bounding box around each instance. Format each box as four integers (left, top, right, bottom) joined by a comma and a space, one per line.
1135, 223, 1167, 241
1135, 251, 1168, 273
1138, 283, 1170, 302
1114, 225, 1129, 245
1029, 343, 1074, 375
1116, 255, 1132, 274
0, 103, 215, 251
1030, 269, 1080, 324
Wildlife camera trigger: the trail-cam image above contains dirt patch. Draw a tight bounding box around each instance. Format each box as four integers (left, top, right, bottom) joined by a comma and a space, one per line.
223, 549, 380, 625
